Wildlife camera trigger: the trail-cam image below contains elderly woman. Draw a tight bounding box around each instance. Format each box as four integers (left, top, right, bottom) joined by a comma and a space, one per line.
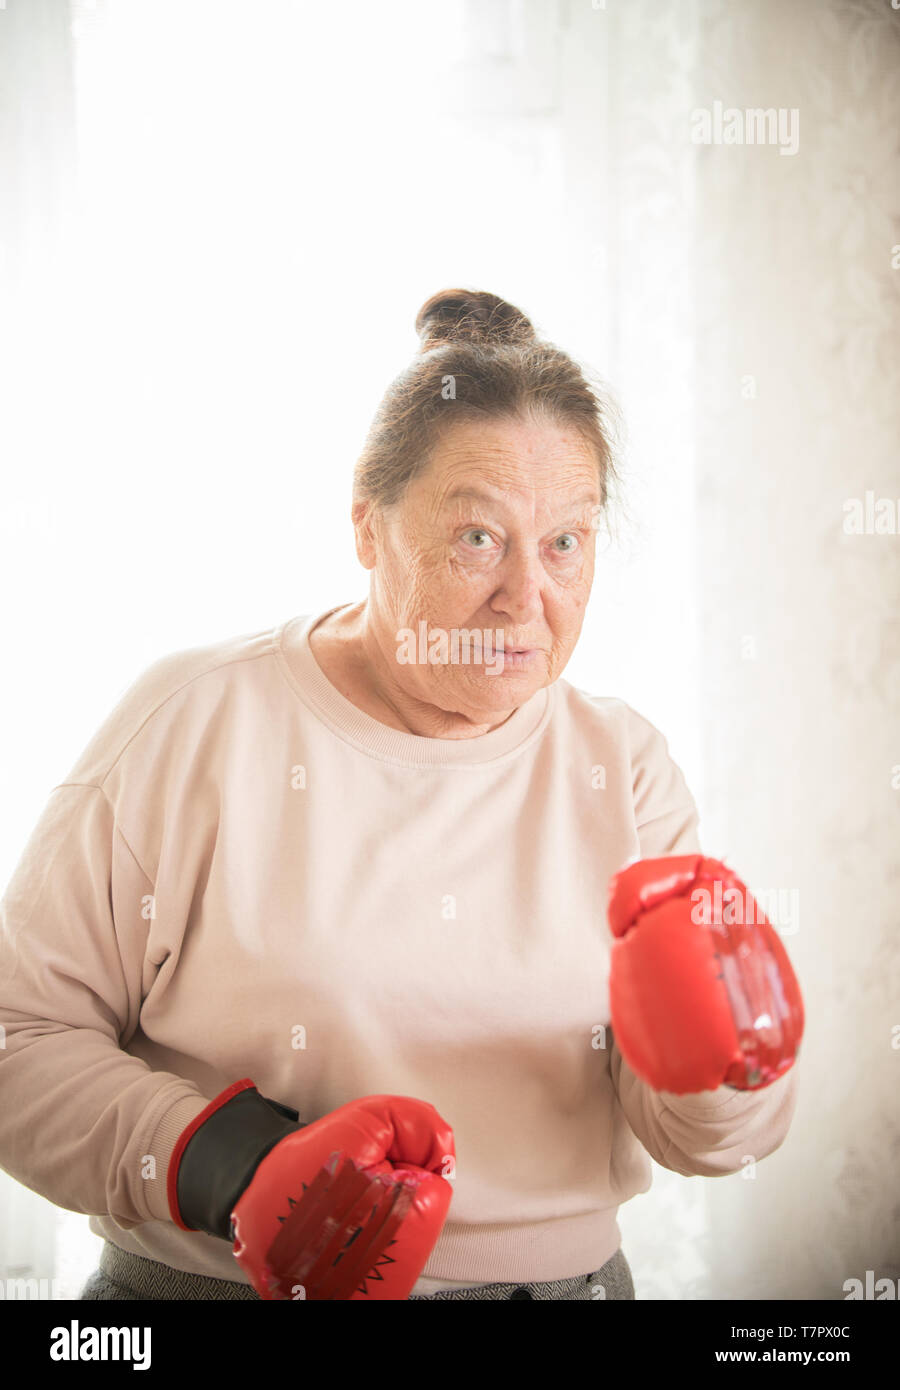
0, 289, 800, 1302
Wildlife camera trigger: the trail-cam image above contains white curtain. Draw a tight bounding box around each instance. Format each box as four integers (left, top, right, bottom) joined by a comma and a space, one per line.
686, 0, 900, 1299
1, 0, 897, 1300
0, 0, 99, 1301
599, 0, 900, 1298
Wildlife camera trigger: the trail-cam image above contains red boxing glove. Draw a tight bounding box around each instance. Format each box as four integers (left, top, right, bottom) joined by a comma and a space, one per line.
232, 1093, 454, 1300
169, 1083, 454, 1300
607, 855, 804, 1094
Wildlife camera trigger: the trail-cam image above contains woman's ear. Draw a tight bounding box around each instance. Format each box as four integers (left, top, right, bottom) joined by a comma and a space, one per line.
351, 499, 379, 570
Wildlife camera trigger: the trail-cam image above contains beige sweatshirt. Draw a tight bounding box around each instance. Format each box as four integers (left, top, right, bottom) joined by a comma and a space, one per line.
0, 604, 798, 1295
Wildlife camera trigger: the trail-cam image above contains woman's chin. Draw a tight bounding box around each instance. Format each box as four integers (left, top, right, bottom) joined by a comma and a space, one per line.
429, 667, 548, 718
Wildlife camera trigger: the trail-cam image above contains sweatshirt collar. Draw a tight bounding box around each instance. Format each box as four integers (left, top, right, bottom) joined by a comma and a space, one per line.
276, 605, 552, 767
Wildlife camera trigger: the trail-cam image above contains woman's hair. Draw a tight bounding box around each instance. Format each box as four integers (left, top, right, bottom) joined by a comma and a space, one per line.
352, 289, 621, 524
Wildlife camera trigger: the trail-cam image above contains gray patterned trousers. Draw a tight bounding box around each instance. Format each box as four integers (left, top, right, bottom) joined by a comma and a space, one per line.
80, 1241, 635, 1301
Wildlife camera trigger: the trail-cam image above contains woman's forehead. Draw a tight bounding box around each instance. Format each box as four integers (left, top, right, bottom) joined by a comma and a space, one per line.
436, 481, 600, 519
428, 413, 592, 460
416, 418, 600, 499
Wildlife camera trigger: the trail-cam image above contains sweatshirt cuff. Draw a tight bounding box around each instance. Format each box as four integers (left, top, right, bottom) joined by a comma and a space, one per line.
143, 1095, 213, 1223
656, 1083, 747, 1115
657, 1067, 797, 1117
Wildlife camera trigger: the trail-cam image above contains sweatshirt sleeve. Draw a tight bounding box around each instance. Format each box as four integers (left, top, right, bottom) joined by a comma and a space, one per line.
626, 701, 702, 861
609, 1039, 799, 1176
0, 779, 209, 1228
607, 703, 800, 1176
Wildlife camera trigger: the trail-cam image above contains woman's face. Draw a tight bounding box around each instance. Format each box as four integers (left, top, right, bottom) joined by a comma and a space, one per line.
357, 412, 602, 722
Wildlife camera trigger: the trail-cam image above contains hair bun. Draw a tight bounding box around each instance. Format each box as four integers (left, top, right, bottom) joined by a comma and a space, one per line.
414, 289, 537, 351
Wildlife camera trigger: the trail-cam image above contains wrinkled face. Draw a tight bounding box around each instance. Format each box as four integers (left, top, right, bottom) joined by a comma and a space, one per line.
356, 412, 602, 721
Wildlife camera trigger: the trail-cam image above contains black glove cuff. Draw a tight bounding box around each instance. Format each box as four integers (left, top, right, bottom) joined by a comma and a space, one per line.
176, 1086, 305, 1241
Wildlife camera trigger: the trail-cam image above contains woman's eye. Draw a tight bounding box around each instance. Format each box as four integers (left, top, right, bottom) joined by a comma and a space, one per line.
460, 528, 493, 549
553, 533, 579, 553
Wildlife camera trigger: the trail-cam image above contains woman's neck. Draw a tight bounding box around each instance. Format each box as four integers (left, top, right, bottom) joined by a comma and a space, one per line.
307, 602, 517, 739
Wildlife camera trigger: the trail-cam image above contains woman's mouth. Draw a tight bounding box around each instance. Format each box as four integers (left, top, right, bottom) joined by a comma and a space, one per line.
495, 647, 540, 669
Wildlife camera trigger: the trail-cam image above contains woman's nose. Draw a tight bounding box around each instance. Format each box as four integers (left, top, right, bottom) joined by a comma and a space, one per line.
490, 547, 546, 624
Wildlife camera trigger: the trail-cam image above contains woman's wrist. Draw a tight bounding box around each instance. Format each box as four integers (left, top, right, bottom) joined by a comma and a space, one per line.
168, 1079, 305, 1239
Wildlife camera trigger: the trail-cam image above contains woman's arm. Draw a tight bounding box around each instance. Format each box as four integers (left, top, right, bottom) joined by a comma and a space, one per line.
609, 1036, 799, 1177
0, 780, 209, 1227
607, 702, 801, 1175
